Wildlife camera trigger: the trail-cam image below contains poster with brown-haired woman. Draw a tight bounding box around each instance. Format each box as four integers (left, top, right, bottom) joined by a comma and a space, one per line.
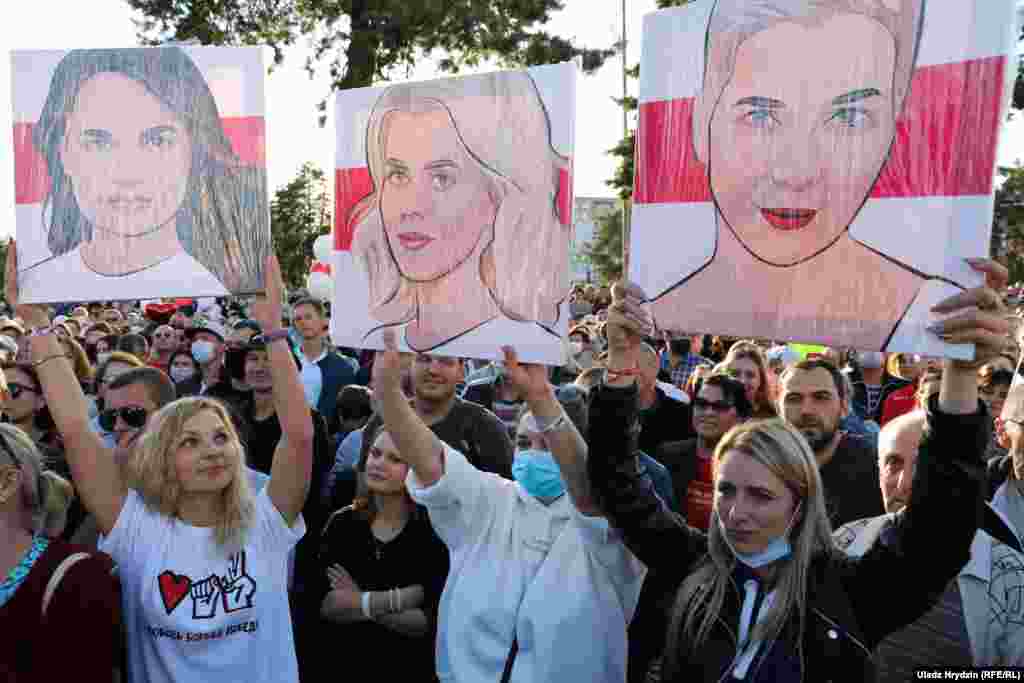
12, 46, 270, 303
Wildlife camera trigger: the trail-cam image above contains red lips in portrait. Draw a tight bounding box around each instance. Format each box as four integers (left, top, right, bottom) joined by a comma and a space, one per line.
760, 208, 818, 231
397, 232, 435, 251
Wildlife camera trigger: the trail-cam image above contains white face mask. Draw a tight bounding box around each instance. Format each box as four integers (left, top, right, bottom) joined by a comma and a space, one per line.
97, 352, 112, 366
570, 341, 584, 355
191, 340, 217, 365
169, 366, 196, 383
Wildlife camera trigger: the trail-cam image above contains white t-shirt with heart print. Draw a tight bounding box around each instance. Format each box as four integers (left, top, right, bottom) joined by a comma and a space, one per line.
100, 488, 305, 683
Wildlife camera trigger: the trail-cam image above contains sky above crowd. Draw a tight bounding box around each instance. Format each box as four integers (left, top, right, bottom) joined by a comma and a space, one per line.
0, 0, 1021, 239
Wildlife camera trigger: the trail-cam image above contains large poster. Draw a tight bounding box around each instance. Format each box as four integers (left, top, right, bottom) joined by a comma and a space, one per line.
629, 0, 1017, 358
11, 47, 270, 303
331, 63, 576, 365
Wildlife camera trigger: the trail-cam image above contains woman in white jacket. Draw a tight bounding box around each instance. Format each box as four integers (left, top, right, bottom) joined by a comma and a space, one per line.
372, 330, 645, 682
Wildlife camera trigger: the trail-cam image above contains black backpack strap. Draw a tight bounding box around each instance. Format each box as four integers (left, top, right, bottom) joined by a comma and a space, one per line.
500, 637, 519, 683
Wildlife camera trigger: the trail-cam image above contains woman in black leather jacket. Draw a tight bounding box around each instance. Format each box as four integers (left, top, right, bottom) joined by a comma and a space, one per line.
586, 264, 1005, 683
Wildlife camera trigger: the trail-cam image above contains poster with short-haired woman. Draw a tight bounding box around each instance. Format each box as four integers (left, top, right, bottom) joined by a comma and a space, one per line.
331, 63, 576, 366
11, 46, 270, 303
629, 0, 1017, 359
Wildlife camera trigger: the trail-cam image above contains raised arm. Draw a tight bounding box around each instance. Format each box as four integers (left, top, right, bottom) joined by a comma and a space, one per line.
585, 282, 706, 576
373, 330, 444, 485
6, 241, 126, 534
845, 258, 1005, 647
258, 255, 315, 525
502, 346, 598, 514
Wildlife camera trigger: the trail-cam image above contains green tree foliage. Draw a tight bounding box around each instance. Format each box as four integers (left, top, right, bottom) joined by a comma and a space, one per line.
583, 208, 624, 284
127, 0, 614, 124
270, 162, 332, 289
997, 166, 1024, 285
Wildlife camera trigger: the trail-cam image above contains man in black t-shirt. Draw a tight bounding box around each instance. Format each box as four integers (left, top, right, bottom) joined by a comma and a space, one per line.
239, 340, 332, 683
779, 359, 884, 527
359, 353, 513, 479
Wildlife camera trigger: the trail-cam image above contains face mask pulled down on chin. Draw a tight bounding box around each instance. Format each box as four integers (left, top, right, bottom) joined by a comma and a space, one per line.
718, 502, 802, 569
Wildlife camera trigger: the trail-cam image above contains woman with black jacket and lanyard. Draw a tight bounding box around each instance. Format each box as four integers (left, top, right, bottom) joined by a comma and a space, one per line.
586, 260, 1005, 683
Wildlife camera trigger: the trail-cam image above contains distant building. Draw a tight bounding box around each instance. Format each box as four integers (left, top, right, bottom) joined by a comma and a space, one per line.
571, 196, 617, 282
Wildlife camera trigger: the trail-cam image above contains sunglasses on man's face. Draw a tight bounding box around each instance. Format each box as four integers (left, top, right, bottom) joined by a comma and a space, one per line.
98, 406, 149, 432
693, 397, 735, 413
6, 383, 39, 400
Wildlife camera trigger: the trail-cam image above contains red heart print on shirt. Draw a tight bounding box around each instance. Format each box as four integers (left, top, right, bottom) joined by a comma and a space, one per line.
158, 570, 192, 615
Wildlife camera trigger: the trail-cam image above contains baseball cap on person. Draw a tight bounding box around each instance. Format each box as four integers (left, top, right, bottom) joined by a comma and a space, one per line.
186, 316, 226, 342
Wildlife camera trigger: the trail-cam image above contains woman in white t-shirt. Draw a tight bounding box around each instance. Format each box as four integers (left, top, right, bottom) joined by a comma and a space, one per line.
13, 253, 314, 683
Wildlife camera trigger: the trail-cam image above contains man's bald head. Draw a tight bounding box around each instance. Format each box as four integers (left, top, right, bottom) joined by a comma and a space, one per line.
878, 410, 926, 513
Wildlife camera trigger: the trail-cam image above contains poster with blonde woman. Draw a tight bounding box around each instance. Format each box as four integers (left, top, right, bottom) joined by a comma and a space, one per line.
331, 63, 576, 365
629, 0, 1017, 359
11, 46, 270, 303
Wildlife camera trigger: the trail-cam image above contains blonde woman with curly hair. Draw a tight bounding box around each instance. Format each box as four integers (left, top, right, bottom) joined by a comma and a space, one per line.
349, 69, 571, 352
8, 251, 314, 683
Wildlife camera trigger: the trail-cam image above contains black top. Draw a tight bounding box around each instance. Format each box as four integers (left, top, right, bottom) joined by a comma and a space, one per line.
818, 434, 884, 528
243, 406, 333, 594
314, 507, 449, 682
586, 383, 987, 683
360, 397, 514, 479
638, 387, 695, 457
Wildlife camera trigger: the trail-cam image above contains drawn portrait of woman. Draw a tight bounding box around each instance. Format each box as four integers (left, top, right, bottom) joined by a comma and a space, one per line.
347, 70, 572, 353
17, 47, 269, 302
640, 0, 997, 353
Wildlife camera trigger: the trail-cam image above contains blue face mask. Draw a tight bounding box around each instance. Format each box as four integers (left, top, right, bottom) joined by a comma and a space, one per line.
512, 449, 566, 502
719, 503, 802, 569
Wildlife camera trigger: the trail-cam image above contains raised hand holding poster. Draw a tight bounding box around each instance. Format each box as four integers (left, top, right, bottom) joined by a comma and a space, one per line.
331, 63, 576, 365
629, 0, 1017, 358
11, 47, 270, 303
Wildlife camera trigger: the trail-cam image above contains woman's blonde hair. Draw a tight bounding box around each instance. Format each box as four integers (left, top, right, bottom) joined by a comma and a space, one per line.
664, 419, 836, 679
129, 397, 254, 549
350, 70, 571, 336
0, 424, 75, 536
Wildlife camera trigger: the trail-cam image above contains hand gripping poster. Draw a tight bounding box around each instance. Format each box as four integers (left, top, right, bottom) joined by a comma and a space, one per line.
11, 47, 270, 303
629, 0, 1017, 359
331, 63, 576, 365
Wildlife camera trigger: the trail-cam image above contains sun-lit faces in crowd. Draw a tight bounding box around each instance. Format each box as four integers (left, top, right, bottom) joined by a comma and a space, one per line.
878, 414, 924, 514
61, 72, 193, 238
700, 13, 899, 265
779, 366, 846, 452
105, 380, 157, 449
693, 383, 741, 443
173, 409, 240, 494
292, 303, 325, 341
411, 354, 463, 402
364, 431, 409, 496
715, 448, 799, 555
379, 109, 497, 282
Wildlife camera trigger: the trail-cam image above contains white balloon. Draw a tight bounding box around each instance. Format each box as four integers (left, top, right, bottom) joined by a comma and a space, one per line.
306, 271, 333, 302
313, 234, 333, 263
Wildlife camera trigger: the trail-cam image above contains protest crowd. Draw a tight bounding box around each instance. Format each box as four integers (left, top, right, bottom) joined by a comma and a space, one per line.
2, 238, 1024, 682
2, 0, 1021, 678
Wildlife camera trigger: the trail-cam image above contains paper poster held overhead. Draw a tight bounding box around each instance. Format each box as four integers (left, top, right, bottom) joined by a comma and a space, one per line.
629, 0, 1017, 359
11, 46, 271, 303
331, 63, 576, 365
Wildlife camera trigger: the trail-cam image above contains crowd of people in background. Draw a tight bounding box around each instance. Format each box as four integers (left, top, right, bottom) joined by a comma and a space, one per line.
2, 248, 1023, 682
